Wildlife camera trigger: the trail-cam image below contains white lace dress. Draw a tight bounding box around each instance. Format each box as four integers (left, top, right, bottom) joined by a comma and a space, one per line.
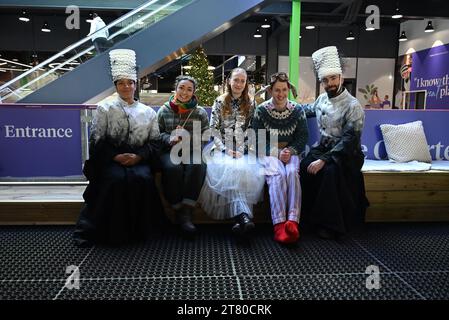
198, 96, 265, 220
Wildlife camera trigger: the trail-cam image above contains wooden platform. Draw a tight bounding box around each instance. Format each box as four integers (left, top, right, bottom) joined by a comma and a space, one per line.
0, 183, 85, 225
1, 171, 449, 225
363, 170, 449, 222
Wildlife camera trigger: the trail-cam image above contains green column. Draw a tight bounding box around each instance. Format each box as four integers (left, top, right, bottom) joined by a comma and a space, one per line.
289, 0, 301, 100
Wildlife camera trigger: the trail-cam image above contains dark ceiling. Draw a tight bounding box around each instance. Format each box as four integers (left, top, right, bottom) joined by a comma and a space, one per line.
0, 0, 448, 69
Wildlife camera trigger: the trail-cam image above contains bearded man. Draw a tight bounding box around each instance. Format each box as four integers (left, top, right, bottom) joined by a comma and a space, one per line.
300, 46, 369, 240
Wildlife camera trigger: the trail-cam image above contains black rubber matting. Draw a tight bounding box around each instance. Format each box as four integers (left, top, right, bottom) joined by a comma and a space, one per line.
1, 223, 448, 300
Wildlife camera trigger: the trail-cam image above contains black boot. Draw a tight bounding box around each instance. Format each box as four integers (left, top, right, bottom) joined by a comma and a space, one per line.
176, 207, 197, 235
232, 213, 255, 235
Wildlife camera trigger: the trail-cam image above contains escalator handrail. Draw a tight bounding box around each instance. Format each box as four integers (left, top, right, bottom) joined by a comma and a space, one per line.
0, 0, 164, 92
2, 0, 181, 100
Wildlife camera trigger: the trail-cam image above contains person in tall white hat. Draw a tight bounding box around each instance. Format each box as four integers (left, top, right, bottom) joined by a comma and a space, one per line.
74, 49, 169, 247
299, 46, 369, 240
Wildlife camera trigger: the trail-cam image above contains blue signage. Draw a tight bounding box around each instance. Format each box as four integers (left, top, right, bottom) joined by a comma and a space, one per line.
0, 103, 94, 178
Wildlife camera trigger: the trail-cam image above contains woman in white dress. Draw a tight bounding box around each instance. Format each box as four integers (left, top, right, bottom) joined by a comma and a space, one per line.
199, 68, 265, 235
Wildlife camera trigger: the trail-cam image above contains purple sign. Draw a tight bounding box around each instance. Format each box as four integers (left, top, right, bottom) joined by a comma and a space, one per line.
0, 103, 92, 178
410, 43, 449, 109
306, 109, 449, 160
1, 105, 448, 179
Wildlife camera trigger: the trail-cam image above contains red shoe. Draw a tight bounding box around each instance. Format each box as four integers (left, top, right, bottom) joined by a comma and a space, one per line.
284, 220, 300, 242
273, 222, 289, 243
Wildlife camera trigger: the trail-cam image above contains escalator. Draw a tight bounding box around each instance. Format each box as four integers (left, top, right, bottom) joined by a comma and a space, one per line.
0, 0, 269, 104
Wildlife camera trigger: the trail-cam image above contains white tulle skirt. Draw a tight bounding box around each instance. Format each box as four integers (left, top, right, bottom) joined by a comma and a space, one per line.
198, 152, 265, 220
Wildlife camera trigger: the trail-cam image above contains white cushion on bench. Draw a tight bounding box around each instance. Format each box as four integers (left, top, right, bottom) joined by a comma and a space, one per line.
431, 160, 449, 171
380, 120, 432, 163
362, 159, 432, 172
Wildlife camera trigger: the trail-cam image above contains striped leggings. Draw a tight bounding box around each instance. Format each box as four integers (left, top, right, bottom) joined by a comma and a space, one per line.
263, 155, 301, 225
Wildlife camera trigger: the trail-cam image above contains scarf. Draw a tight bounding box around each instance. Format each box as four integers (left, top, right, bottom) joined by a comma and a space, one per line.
168, 94, 198, 114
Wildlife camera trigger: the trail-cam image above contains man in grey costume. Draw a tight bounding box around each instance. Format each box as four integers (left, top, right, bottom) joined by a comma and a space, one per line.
300, 46, 369, 240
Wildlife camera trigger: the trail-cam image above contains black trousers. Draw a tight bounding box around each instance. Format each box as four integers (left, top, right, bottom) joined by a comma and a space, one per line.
93, 38, 109, 53
160, 152, 206, 208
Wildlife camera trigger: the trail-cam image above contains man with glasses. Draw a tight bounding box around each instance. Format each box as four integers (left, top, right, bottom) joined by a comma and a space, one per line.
299, 46, 369, 240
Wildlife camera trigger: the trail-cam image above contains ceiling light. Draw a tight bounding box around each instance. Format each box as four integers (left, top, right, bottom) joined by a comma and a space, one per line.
366, 26, 375, 31
392, 7, 403, 19
305, 25, 315, 30
261, 18, 270, 28
86, 11, 93, 23
399, 31, 407, 42
41, 22, 51, 32
346, 31, 355, 40
19, 10, 30, 22
253, 28, 262, 38
425, 21, 434, 33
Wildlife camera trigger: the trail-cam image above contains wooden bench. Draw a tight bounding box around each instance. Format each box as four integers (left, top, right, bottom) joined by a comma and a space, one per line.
363, 170, 449, 221
1, 171, 449, 224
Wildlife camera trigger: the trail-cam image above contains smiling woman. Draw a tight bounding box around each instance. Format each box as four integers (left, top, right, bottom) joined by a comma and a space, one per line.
157, 75, 209, 236
198, 68, 265, 236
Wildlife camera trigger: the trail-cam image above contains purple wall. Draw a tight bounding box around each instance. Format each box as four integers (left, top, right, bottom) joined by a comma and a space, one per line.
410, 43, 449, 109
307, 109, 449, 160
1, 105, 448, 178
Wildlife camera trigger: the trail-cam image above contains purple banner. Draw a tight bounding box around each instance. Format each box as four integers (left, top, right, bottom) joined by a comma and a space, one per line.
410, 43, 449, 109
307, 109, 449, 160
0, 104, 89, 178
1, 105, 448, 178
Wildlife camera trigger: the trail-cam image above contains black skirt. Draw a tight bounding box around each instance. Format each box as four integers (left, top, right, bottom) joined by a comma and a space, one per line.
74, 162, 168, 246
300, 147, 369, 235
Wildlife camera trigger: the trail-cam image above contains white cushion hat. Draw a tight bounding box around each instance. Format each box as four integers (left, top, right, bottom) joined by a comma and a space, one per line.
312, 46, 342, 81
109, 49, 137, 82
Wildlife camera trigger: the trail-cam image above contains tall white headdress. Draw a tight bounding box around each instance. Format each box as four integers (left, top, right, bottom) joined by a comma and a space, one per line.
311, 46, 342, 81
109, 49, 137, 82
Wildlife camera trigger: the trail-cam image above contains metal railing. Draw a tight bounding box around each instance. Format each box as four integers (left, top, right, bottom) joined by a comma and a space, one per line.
0, 0, 194, 103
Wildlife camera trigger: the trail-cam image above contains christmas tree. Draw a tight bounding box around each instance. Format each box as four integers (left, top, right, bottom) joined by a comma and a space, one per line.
186, 46, 218, 106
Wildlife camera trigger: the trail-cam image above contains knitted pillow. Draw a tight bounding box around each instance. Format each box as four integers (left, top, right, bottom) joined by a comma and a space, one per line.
380, 120, 432, 163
